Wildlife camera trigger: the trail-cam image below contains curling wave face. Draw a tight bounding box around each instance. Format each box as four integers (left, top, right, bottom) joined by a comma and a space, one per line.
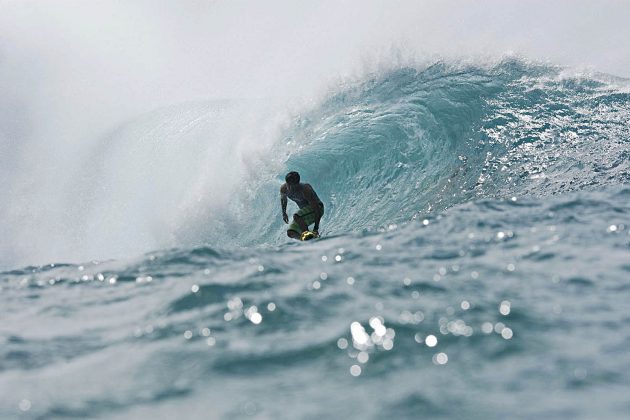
3, 59, 628, 264
248, 59, 630, 243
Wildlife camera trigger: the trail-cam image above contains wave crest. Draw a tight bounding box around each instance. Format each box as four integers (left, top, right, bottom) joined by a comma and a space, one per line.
253, 60, 630, 242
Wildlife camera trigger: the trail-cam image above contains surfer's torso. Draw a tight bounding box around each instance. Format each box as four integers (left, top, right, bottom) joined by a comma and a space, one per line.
286, 183, 321, 209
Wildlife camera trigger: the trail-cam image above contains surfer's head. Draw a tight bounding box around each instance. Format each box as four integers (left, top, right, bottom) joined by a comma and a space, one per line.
285, 171, 300, 185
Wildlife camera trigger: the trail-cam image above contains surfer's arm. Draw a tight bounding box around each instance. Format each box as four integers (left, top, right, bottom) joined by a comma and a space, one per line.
280, 184, 289, 223
312, 213, 321, 232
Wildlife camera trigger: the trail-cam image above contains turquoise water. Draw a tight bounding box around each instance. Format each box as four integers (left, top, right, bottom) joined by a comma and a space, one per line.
2, 60, 630, 419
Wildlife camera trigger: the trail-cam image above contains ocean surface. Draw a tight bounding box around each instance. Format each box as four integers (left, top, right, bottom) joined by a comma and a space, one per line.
2, 60, 630, 419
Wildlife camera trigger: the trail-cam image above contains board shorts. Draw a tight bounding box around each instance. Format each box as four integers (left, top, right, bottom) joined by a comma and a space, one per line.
287, 203, 324, 234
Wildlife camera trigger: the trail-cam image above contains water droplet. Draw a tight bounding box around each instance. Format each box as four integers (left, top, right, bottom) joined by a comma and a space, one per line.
227, 297, 243, 310
433, 352, 448, 365
19, 399, 31, 411
481, 322, 493, 334
350, 322, 369, 346
382, 339, 394, 350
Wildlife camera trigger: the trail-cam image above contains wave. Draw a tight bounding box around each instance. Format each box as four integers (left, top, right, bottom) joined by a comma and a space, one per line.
3, 59, 629, 266
250, 59, 630, 242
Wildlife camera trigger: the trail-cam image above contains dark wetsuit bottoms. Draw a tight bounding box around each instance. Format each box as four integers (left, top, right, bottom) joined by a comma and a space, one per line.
287, 203, 324, 234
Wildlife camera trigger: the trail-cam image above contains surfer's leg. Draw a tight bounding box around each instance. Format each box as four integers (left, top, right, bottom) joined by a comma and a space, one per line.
287, 218, 302, 240
287, 229, 301, 239
293, 213, 309, 232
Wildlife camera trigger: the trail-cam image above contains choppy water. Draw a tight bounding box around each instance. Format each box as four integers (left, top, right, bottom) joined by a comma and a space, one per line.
2, 60, 630, 419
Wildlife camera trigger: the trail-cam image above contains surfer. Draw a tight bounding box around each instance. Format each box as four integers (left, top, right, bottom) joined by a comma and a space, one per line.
280, 171, 324, 240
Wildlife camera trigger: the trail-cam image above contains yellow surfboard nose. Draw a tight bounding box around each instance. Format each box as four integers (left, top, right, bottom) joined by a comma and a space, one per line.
300, 231, 318, 241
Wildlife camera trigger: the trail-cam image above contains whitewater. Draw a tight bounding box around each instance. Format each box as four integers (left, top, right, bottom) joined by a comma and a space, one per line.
2, 1, 630, 419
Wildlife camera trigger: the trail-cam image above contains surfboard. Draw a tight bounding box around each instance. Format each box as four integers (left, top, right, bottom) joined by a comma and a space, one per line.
300, 231, 319, 241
